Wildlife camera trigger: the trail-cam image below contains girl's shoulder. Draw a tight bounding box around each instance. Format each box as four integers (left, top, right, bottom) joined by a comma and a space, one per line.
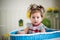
27, 23, 31, 25
27, 23, 32, 27
40, 23, 46, 27
39, 23, 46, 30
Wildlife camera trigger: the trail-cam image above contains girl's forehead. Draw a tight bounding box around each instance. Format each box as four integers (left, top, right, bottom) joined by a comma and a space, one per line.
31, 12, 41, 16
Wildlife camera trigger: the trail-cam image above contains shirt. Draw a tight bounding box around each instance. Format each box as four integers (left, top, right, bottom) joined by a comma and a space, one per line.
27, 23, 46, 34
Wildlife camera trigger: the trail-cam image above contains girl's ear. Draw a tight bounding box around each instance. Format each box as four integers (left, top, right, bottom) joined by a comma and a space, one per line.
41, 17, 44, 21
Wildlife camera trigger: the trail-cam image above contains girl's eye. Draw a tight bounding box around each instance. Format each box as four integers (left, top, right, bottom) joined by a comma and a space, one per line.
32, 17, 35, 19
37, 17, 39, 19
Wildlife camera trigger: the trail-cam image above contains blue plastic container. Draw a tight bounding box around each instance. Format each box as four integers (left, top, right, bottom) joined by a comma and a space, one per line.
10, 28, 60, 40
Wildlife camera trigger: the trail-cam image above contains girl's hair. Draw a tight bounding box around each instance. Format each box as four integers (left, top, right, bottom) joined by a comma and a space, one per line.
29, 4, 45, 17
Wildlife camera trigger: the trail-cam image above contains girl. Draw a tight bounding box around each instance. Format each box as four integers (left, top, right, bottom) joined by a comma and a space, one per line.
17, 4, 46, 34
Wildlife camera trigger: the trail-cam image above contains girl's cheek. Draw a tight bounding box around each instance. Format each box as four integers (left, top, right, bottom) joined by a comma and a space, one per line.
31, 18, 35, 22
31, 19, 34, 22
40, 18, 42, 22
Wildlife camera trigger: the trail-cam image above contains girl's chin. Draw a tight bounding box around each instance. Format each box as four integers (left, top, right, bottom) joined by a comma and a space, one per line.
34, 23, 39, 25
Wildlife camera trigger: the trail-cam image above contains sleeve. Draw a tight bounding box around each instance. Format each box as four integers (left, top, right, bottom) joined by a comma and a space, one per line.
26, 23, 32, 28
39, 23, 46, 30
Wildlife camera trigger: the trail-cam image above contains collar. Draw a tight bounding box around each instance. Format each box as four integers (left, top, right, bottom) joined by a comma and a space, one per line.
32, 23, 41, 27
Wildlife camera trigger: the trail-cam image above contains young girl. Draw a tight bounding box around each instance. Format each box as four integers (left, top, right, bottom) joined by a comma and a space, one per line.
17, 4, 46, 34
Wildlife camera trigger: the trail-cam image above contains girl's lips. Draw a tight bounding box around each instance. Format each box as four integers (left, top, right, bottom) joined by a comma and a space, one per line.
33, 22, 40, 26
34, 22, 37, 23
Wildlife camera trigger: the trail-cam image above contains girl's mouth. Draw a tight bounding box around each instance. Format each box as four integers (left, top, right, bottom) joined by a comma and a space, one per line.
34, 22, 37, 23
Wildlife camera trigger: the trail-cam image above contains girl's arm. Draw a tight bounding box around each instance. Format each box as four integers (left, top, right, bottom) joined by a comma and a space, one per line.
17, 27, 29, 34
41, 28, 45, 32
23, 27, 29, 34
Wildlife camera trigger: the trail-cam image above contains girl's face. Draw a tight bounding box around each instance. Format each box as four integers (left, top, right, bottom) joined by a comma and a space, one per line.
30, 12, 42, 25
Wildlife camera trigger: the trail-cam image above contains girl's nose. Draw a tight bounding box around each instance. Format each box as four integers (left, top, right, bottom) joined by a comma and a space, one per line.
35, 18, 37, 21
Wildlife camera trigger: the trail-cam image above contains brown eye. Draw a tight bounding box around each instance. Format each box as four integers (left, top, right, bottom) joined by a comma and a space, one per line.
32, 17, 35, 19
37, 17, 39, 19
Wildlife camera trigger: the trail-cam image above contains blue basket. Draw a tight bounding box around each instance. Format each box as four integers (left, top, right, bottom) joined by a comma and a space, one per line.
10, 28, 60, 40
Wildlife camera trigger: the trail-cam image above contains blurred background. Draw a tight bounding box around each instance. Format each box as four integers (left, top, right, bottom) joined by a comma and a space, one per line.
0, 0, 60, 40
